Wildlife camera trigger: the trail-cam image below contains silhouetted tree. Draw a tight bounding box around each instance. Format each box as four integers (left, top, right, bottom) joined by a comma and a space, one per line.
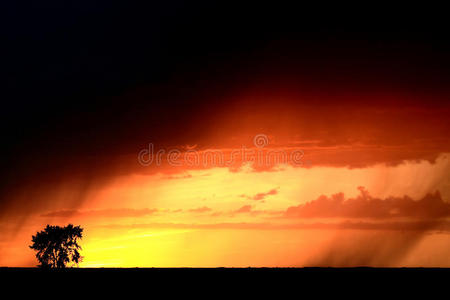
30, 224, 83, 268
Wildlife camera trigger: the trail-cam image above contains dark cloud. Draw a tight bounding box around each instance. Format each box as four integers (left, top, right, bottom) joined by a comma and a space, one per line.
2, 1, 450, 230
285, 187, 450, 219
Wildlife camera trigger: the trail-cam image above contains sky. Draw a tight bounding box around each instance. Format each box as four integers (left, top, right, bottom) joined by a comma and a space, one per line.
1, 2, 450, 267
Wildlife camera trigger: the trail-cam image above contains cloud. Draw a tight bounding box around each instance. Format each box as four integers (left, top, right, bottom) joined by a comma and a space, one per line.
41, 205, 280, 219
240, 188, 279, 201
208, 205, 284, 217
285, 187, 450, 219
235, 205, 252, 213
305, 230, 427, 267
164, 173, 193, 180
188, 206, 212, 213
96, 220, 450, 232
41, 208, 158, 218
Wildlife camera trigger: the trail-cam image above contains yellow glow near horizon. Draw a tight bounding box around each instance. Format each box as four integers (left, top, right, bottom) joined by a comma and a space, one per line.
2, 154, 450, 267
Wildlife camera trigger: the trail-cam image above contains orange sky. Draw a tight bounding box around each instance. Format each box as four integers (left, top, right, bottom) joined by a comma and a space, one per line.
4, 2, 450, 269
2, 155, 450, 267
1, 91, 450, 267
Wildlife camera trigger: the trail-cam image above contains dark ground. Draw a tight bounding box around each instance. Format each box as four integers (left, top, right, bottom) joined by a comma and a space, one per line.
3, 266, 450, 274
2, 268, 446, 298
3, 267, 449, 288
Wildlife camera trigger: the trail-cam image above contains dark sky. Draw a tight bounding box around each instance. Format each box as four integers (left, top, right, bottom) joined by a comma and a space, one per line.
2, 2, 450, 216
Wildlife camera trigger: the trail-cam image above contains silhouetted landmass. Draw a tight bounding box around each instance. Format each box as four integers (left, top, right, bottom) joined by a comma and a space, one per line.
2, 267, 449, 278
2, 267, 447, 294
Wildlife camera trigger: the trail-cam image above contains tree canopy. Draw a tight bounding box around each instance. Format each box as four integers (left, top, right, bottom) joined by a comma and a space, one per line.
30, 224, 83, 268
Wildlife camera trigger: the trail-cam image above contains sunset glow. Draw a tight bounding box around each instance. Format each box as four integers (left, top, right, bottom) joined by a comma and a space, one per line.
2, 2, 450, 269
